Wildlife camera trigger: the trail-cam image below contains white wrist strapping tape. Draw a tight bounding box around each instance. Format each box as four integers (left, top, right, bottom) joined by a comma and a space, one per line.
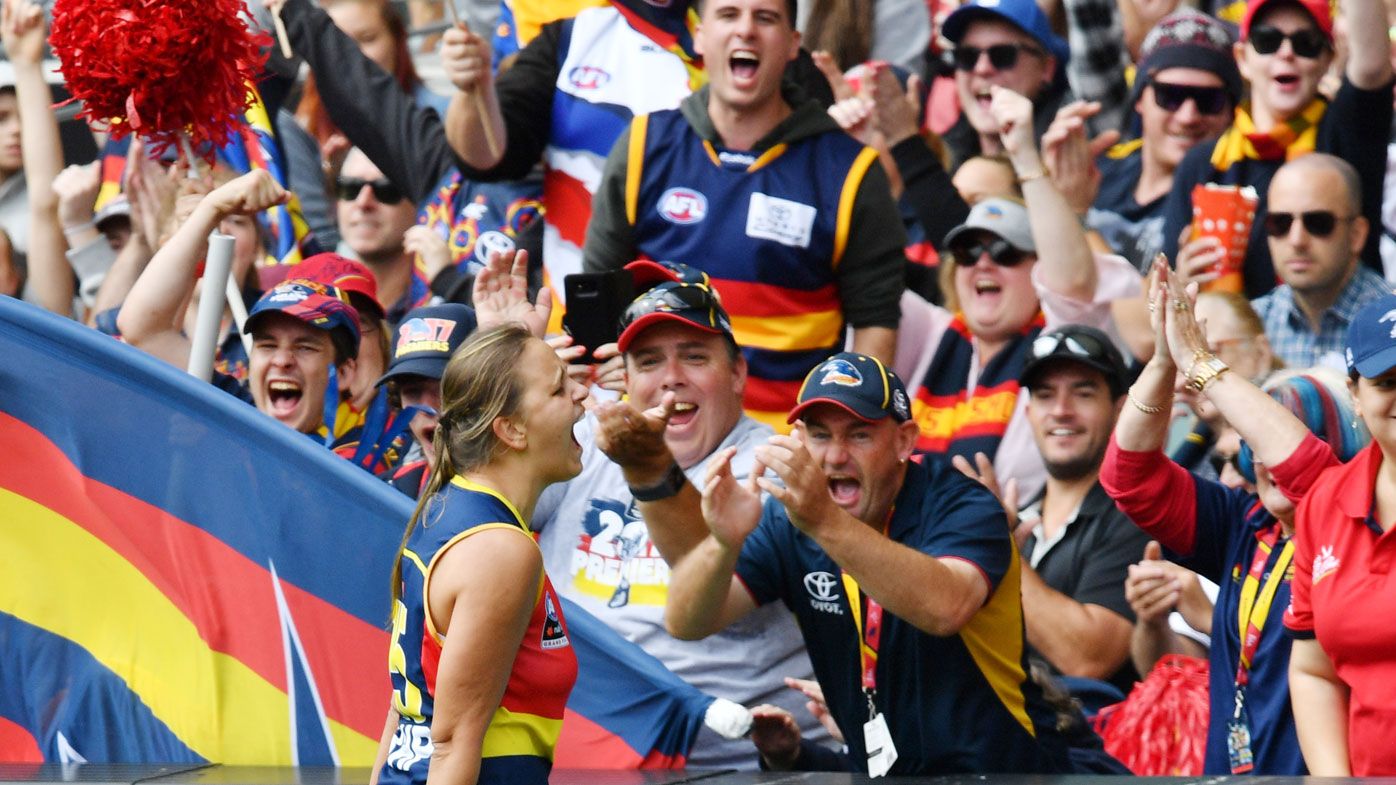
703, 698, 752, 740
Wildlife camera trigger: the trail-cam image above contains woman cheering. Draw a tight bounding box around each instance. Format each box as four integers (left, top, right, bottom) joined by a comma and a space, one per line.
1286, 292, 1396, 776
376, 323, 588, 785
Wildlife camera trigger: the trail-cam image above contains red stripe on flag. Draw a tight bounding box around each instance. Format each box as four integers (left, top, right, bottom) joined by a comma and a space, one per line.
0, 412, 388, 739
553, 709, 686, 769
280, 580, 391, 737
543, 171, 592, 248
0, 716, 43, 762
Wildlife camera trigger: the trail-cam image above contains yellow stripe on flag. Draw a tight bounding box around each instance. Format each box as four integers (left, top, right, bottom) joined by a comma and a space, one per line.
0, 488, 378, 764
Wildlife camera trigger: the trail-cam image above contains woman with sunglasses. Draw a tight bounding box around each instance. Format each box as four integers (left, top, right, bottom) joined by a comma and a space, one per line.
895, 85, 1143, 501
1161, 0, 1392, 299
1283, 291, 1396, 775
1100, 259, 1368, 775
376, 323, 589, 785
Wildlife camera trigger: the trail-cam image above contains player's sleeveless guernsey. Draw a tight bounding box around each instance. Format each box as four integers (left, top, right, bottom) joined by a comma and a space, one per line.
380, 476, 577, 785
624, 109, 881, 431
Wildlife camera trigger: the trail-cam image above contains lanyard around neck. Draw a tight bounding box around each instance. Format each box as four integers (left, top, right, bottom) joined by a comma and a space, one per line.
841, 570, 884, 693
1234, 523, 1294, 685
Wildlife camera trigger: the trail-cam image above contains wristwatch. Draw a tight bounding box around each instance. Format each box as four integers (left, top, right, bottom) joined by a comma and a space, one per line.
629, 461, 687, 502
1187, 354, 1231, 393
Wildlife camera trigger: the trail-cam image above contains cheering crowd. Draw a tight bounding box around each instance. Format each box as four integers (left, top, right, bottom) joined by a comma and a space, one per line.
8, 0, 1396, 777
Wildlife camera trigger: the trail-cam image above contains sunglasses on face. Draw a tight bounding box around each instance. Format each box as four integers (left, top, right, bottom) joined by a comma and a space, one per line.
1030, 331, 1111, 362
1151, 82, 1230, 116
951, 43, 1044, 72
1208, 450, 1240, 476
1262, 210, 1353, 238
335, 176, 406, 204
950, 237, 1029, 267
1248, 25, 1329, 59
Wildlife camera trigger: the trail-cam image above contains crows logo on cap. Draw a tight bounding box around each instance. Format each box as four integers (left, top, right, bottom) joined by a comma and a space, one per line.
819, 359, 863, 387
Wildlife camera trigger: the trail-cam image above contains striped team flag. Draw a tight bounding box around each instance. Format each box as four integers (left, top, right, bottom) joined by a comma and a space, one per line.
0, 297, 714, 767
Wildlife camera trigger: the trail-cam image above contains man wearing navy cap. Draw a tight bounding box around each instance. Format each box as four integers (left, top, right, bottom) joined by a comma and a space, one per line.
940, 0, 1071, 168
662, 352, 1070, 774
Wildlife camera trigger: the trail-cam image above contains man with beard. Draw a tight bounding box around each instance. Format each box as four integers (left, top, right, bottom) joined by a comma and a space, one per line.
997, 324, 1150, 695
954, 322, 1150, 690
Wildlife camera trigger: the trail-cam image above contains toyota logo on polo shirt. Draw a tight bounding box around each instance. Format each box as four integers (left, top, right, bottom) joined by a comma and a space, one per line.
803, 571, 843, 614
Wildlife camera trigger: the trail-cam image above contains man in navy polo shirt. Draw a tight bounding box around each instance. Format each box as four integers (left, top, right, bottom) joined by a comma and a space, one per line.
661, 352, 1069, 774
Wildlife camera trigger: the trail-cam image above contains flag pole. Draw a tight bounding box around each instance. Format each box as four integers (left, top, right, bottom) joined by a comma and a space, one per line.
187, 233, 237, 380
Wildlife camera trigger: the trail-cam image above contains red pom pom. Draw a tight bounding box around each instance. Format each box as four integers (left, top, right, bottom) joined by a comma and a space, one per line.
49, 0, 270, 157
1094, 654, 1211, 775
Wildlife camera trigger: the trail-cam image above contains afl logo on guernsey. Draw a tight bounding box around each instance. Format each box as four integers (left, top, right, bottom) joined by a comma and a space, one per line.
659, 188, 708, 225
568, 65, 610, 90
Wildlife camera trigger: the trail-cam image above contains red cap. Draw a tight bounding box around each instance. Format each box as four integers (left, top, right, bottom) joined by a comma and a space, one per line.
624, 259, 711, 292
293, 253, 385, 320
1241, 0, 1333, 41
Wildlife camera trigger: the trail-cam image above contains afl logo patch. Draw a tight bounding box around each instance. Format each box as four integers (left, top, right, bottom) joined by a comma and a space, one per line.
658, 188, 707, 225
568, 66, 610, 90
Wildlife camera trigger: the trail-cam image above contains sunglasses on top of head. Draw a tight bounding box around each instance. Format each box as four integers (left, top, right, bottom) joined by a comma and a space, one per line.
1030, 331, 1110, 362
335, 176, 407, 204
1262, 210, 1354, 238
951, 43, 1045, 72
950, 237, 1029, 267
1150, 82, 1231, 116
1248, 25, 1329, 59
619, 284, 723, 329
